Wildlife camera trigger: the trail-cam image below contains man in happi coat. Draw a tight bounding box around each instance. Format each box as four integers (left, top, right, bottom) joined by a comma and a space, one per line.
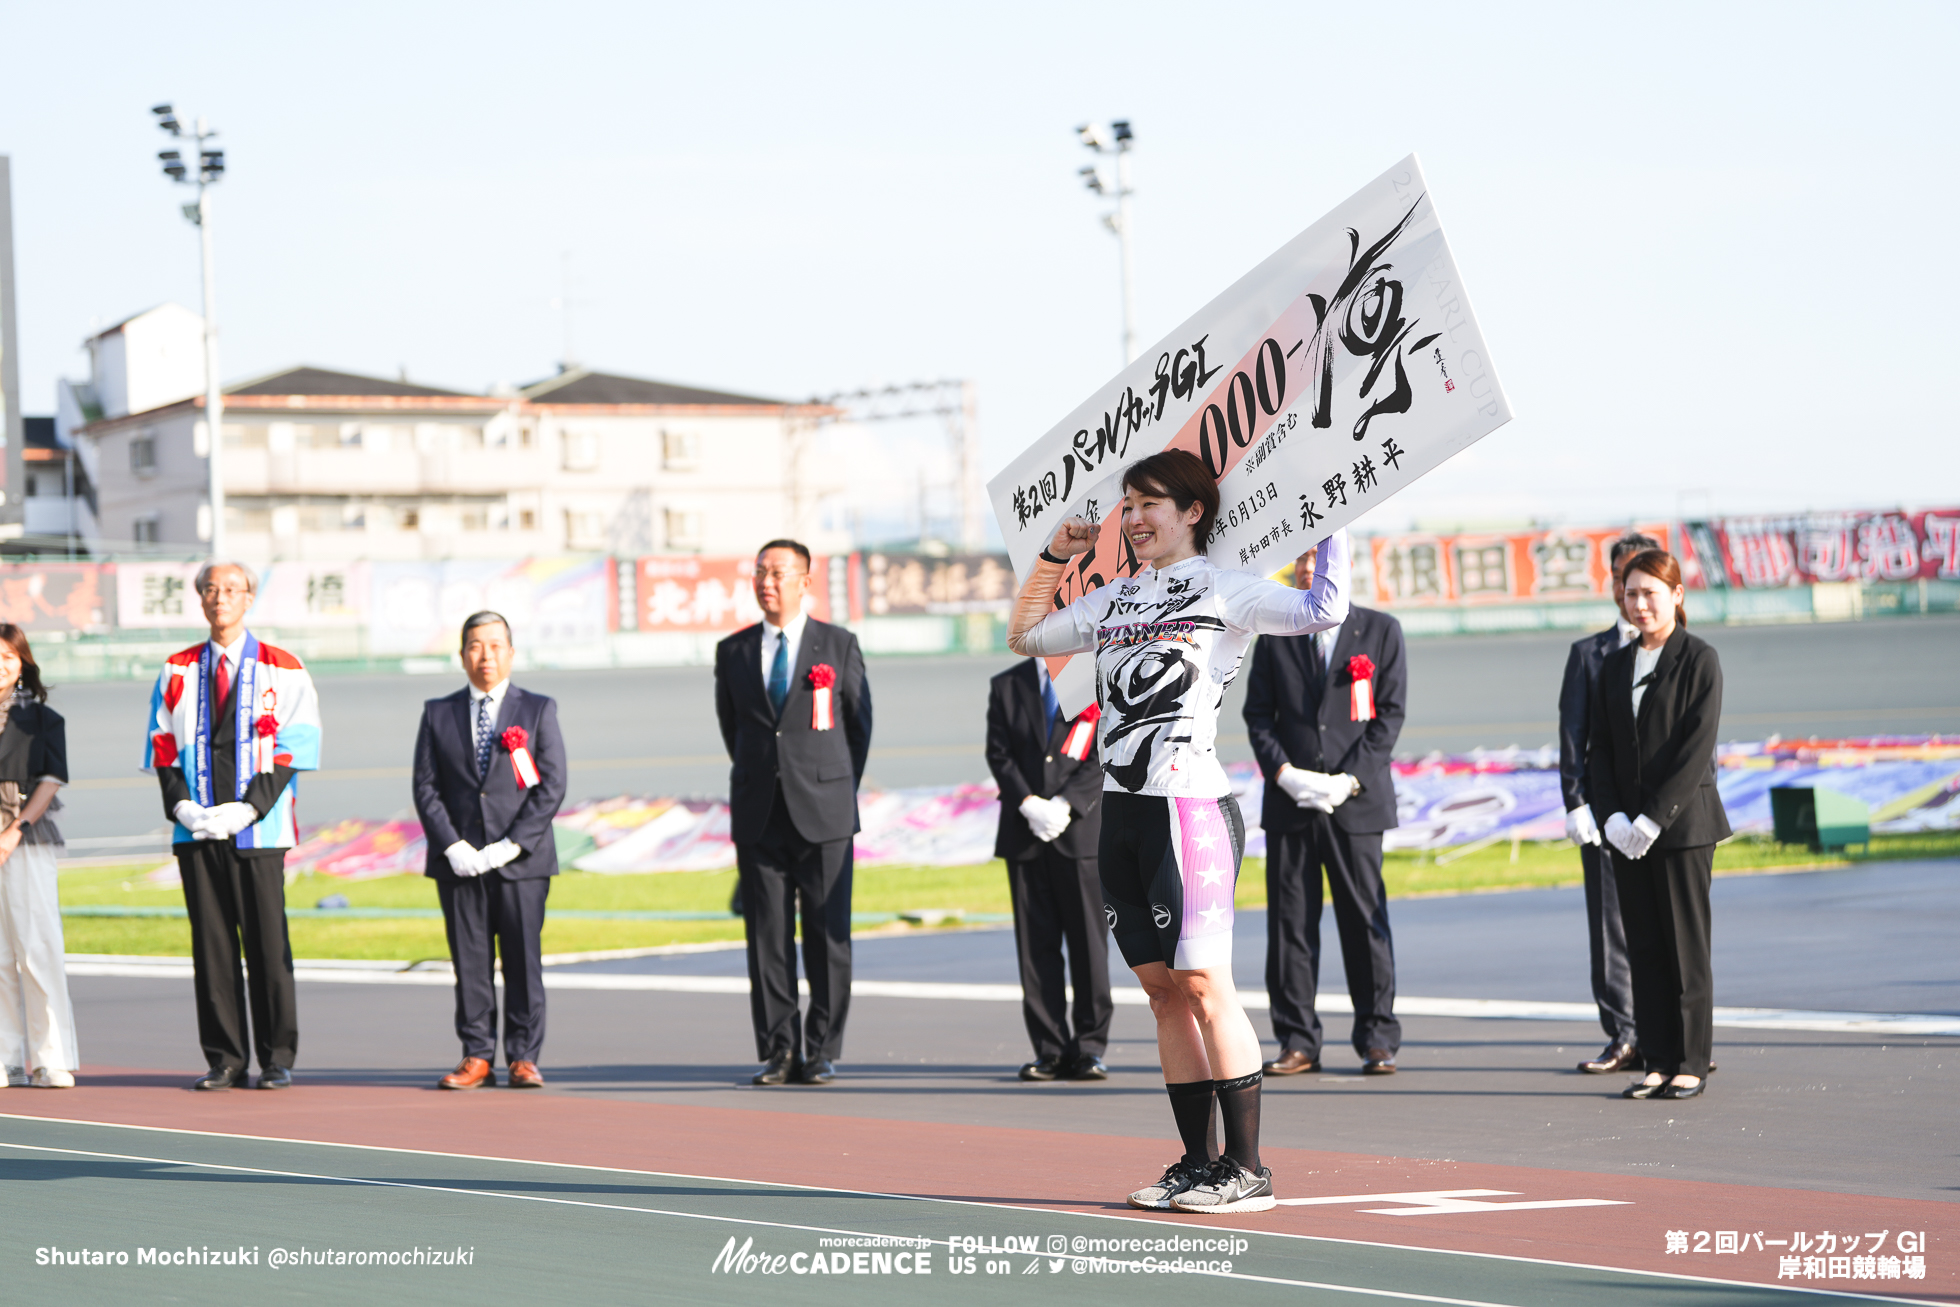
143, 562, 321, 1091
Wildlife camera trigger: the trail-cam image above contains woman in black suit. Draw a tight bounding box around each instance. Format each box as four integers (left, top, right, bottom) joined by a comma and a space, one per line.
1587, 550, 1729, 1101
0, 623, 76, 1088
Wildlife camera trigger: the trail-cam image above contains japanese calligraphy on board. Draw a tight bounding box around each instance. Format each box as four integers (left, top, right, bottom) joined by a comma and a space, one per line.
1366, 524, 1673, 606
987, 154, 1512, 712
1681, 510, 1960, 589
862, 553, 1014, 616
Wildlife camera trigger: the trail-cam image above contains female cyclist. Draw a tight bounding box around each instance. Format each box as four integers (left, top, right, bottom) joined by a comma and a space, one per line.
1007, 448, 1349, 1214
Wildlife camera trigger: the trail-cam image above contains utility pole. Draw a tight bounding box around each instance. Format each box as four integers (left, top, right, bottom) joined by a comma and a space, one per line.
1077, 119, 1137, 364
152, 103, 227, 560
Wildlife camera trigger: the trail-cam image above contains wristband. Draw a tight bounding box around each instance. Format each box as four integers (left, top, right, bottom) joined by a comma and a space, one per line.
1039, 548, 1069, 565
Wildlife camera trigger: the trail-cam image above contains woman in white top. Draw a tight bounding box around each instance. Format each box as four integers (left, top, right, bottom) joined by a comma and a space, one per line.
1008, 449, 1348, 1214
0, 624, 77, 1089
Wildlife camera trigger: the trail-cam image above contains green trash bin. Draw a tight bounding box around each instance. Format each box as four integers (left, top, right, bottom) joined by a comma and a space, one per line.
1769, 786, 1870, 852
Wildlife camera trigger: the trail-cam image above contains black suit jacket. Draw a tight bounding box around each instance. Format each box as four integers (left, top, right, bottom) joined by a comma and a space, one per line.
1557, 625, 1622, 813
1243, 605, 1405, 836
714, 618, 872, 845
0, 702, 67, 785
984, 660, 1105, 862
1587, 626, 1732, 851
412, 685, 568, 883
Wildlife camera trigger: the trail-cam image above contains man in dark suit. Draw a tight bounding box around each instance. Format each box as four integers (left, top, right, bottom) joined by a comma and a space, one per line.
714, 540, 872, 1086
412, 611, 567, 1091
1243, 605, 1406, 1076
985, 658, 1111, 1082
1557, 532, 1658, 1074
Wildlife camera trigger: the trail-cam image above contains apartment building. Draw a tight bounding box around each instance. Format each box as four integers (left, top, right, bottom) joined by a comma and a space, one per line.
72, 305, 842, 560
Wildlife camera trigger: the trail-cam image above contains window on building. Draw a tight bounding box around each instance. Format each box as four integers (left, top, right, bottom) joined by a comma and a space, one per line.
397, 505, 421, 531
565, 509, 608, 549
664, 508, 704, 550
24, 475, 36, 498
133, 515, 160, 544
562, 430, 601, 471
130, 433, 158, 476
519, 508, 536, 530
662, 429, 700, 471
223, 423, 267, 449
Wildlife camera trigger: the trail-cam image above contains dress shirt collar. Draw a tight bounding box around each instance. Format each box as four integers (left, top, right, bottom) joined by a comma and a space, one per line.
763, 611, 807, 646
1615, 618, 1639, 648
212, 633, 248, 668
469, 678, 511, 705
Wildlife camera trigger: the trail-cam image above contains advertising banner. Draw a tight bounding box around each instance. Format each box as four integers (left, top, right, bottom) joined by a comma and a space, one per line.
632, 554, 832, 633
1684, 509, 1960, 589
987, 154, 1512, 711
861, 552, 1013, 615
1365, 523, 1673, 606
369, 555, 614, 655
250, 561, 372, 628
0, 562, 114, 632
115, 561, 205, 628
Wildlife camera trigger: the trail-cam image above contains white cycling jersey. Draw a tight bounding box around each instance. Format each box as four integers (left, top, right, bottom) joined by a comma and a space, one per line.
1019, 532, 1350, 797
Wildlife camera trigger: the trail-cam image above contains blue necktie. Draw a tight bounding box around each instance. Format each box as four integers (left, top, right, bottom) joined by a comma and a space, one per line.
474, 696, 493, 779
767, 632, 789, 715
1040, 673, 1061, 733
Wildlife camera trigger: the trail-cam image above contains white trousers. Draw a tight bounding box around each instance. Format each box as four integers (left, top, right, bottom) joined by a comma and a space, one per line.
0, 842, 80, 1073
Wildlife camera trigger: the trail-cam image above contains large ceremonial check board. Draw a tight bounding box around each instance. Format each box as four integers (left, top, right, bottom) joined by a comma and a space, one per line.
989, 153, 1513, 713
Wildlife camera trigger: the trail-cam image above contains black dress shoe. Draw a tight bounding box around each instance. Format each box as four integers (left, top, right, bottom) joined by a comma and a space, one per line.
1661, 1077, 1705, 1100
1264, 1049, 1321, 1075
194, 1066, 245, 1092
1622, 1075, 1668, 1099
1361, 1048, 1397, 1075
1064, 1054, 1108, 1081
1019, 1055, 1061, 1082
1579, 1042, 1642, 1074
257, 1066, 292, 1090
799, 1058, 836, 1085
752, 1050, 798, 1086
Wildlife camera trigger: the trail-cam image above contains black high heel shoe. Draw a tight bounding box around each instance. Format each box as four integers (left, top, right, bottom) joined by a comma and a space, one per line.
1622, 1075, 1667, 1100
1661, 1077, 1705, 1100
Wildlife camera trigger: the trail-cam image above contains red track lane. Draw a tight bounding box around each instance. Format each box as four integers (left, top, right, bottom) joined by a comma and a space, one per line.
4, 1067, 1953, 1302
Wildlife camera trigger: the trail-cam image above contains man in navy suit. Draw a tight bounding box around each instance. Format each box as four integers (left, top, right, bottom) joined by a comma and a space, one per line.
985, 658, 1110, 1082
1557, 531, 1660, 1075
412, 611, 567, 1090
1243, 605, 1407, 1075
714, 540, 872, 1086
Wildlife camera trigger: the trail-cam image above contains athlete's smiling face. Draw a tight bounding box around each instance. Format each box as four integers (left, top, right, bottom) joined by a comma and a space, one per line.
1121, 482, 1203, 565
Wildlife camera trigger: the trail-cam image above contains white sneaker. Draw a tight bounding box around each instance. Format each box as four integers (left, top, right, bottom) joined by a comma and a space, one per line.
30, 1067, 75, 1088
1127, 1159, 1208, 1210
3, 1065, 26, 1087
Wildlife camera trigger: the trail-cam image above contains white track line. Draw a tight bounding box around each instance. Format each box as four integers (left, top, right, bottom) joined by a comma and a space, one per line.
0, 1115, 1936, 1306
61, 955, 1960, 1036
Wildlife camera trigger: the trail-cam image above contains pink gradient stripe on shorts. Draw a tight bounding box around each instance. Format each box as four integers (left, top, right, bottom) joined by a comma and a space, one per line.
1171, 796, 1235, 970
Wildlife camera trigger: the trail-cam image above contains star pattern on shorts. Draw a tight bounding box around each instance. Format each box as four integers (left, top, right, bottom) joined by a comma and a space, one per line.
1198, 904, 1228, 928
1197, 863, 1228, 888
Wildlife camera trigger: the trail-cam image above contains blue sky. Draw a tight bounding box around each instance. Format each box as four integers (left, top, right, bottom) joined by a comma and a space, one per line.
3, 1, 1954, 535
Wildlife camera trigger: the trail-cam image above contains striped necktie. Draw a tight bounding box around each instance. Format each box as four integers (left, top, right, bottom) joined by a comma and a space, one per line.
474, 695, 493, 779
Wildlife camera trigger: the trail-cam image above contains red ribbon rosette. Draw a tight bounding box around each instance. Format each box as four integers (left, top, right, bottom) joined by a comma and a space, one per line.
1347, 654, 1377, 722
256, 714, 278, 738
809, 663, 837, 729
501, 725, 539, 788
1061, 702, 1102, 760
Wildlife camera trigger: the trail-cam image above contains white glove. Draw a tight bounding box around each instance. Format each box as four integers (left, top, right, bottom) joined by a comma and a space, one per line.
1019, 795, 1071, 843
1323, 774, 1358, 810
1623, 814, 1661, 860
1277, 766, 1338, 813
194, 802, 260, 840
445, 840, 489, 877
1603, 812, 1634, 858
174, 800, 211, 831
481, 839, 523, 869
1565, 805, 1601, 847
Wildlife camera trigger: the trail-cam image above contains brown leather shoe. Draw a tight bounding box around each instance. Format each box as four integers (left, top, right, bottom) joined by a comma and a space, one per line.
508, 1060, 545, 1088
439, 1057, 495, 1090
1263, 1049, 1321, 1075
1579, 1041, 1642, 1074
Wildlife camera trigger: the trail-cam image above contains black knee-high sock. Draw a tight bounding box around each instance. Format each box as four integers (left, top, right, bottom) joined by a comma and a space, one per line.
1164, 1080, 1218, 1167
1214, 1071, 1263, 1171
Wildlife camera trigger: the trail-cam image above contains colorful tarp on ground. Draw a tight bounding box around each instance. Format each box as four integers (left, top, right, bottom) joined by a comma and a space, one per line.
278, 736, 1960, 879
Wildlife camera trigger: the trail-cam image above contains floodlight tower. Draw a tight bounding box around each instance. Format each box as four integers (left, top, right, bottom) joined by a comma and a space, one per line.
1077, 119, 1137, 364
152, 102, 228, 560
